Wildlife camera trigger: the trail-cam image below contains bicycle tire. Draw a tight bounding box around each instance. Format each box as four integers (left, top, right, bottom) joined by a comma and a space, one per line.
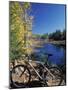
10, 65, 31, 88
45, 66, 62, 86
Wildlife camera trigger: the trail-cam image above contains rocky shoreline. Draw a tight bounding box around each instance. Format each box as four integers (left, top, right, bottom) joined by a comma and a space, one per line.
48, 40, 66, 46
32, 39, 66, 48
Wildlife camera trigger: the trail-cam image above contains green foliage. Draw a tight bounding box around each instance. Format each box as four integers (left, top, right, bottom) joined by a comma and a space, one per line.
32, 34, 48, 39
23, 2, 30, 9
41, 33, 48, 39
9, 1, 32, 61
32, 34, 41, 38
61, 30, 66, 40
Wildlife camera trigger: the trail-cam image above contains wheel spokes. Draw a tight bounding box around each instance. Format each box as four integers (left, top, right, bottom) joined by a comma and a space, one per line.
45, 68, 62, 86
12, 66, 30, 84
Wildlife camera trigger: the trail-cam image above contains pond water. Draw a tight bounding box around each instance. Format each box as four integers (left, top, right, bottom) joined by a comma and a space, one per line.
33, 43, 66, 65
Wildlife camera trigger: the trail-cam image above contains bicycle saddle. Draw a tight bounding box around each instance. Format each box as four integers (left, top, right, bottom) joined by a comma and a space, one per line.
44, 53, 53, 56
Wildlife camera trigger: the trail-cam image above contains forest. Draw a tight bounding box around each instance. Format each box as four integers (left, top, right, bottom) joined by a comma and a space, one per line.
33, 29, 66, 41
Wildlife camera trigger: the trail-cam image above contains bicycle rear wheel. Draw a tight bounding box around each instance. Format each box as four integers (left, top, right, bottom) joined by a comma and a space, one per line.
45, 67, 62, 86
10, 65, 31, 88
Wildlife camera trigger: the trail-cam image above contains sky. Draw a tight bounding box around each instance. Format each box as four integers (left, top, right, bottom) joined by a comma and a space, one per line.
30, 3, 66, 34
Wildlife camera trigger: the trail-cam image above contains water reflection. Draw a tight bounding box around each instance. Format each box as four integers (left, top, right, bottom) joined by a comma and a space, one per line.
33, 44, 66, 65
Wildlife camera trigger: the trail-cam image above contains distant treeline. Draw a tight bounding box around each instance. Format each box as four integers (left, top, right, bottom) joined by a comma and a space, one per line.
49, 30, 66, 40
33, 29, 66, 41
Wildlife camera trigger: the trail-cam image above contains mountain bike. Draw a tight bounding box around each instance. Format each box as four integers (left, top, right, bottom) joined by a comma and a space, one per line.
10, 53, 62, 88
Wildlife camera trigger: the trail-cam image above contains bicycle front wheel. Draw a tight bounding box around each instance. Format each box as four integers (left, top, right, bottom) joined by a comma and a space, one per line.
10, 65, 31, 88
45, 67, 62, 86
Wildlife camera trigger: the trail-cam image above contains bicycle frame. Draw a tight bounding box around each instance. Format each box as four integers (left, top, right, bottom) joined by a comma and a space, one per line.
25, 59, 55, 81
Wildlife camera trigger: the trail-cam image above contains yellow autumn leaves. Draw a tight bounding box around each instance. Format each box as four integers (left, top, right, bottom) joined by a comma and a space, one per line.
10, 1, 33, 61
